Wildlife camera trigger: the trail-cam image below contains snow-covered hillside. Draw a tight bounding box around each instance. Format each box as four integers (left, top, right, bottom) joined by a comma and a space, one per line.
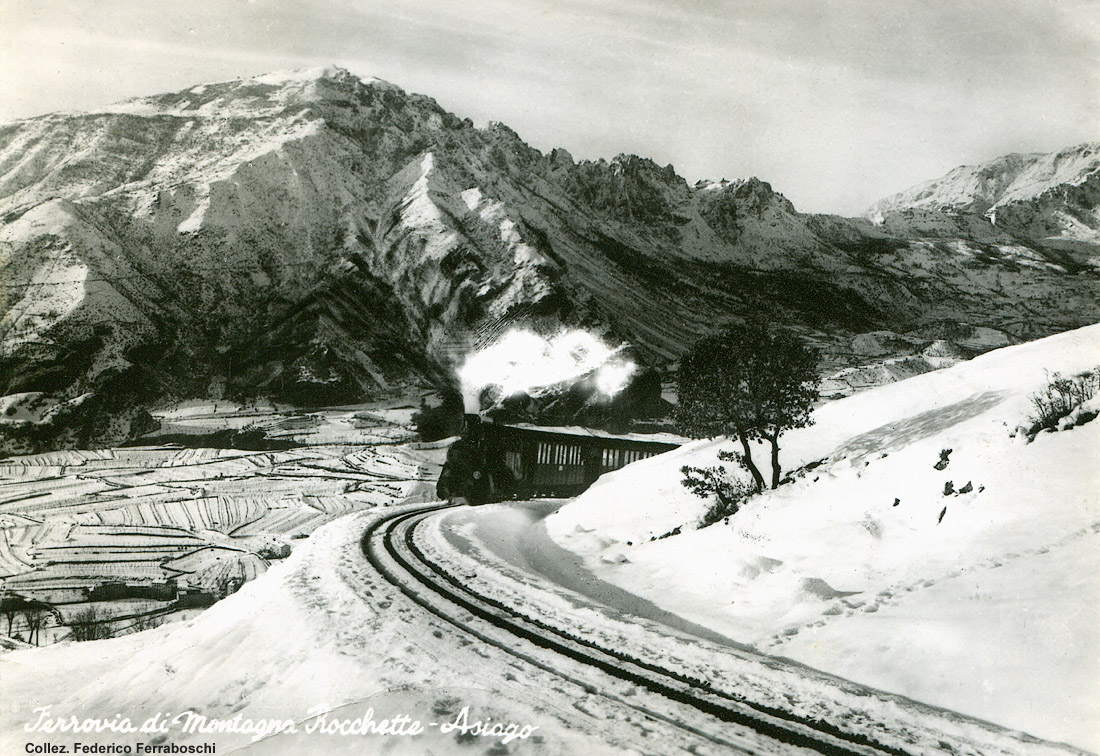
867, 143, 1100, 262
0, 510, 591, 756
869, 145, 1099, 215
548, 323, 1100, 751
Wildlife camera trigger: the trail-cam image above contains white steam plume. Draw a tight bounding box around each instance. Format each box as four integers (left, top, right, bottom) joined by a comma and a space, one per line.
458, 329, 636, 413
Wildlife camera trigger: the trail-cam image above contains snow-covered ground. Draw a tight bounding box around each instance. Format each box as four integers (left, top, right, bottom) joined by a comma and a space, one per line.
1, 512, 532, 755
0, 401, 444, 647
4, 326, 1097, 754
0, 506, 747, 756
413, 502, 1083, 756
548, 323, 1100, 752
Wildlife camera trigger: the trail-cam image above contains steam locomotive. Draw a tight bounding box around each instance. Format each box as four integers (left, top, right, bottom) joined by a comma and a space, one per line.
436, 414, 680, 505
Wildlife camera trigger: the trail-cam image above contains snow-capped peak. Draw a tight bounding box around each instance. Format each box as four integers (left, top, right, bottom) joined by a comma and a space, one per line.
866, 142, 1100, 217
98, 66, 402, 119
249, 64, 354, 86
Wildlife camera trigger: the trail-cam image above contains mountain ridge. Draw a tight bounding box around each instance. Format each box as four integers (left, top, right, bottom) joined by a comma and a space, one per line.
867, 143, 1099, 213
1, 67, 1097, 451
866, 141, 1100, 262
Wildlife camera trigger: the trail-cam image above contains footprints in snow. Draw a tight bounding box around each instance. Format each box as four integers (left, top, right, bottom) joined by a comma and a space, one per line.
767, 524, 1100, 648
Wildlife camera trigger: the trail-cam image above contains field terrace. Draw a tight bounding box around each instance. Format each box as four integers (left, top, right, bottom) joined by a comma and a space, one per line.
0, 401, 447, 644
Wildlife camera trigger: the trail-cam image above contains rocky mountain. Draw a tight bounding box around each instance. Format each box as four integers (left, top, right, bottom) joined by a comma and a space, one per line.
866, 142, 1100, 267
1, 67, 1097, 450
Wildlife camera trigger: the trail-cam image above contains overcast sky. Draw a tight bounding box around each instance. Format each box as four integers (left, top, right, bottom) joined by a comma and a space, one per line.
1, 0, 1097, 214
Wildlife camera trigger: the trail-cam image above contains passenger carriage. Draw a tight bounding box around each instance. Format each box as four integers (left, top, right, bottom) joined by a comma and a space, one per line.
437, 415, 680, 504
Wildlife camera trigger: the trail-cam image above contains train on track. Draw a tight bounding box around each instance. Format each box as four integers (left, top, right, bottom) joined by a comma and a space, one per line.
436, 414, 681, 505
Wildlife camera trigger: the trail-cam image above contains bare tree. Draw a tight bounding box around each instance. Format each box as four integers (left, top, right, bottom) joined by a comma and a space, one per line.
21, 608, 47, 646
1, 591, 20, 637
68, 605, 115, 642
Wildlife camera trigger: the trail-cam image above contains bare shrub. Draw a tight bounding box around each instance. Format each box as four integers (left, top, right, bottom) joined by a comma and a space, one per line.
1026, 367, 1099, 437
681, 449, 756, 526
128, 613, 165, 634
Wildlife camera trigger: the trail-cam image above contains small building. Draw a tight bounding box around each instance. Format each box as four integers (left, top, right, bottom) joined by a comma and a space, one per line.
87, 580, 178, 602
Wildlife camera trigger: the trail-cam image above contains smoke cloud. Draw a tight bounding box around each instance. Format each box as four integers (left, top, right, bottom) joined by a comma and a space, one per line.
457, 329, 636, 413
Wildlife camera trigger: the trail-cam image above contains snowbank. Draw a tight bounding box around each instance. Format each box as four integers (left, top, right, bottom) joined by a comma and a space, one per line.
548, 323, 1100, 751
0, 510, 607, 755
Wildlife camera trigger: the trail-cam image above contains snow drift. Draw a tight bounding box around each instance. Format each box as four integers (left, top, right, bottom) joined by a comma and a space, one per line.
548, 322, 1100, 751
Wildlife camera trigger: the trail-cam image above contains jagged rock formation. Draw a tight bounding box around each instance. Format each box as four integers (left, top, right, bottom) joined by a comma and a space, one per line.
1, 67, 1097, 449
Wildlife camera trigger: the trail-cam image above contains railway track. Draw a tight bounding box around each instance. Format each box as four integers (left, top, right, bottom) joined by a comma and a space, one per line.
362, 503, 911, 756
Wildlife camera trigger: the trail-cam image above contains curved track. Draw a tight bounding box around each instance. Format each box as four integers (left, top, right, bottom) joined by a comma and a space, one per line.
362, 503, 912, 756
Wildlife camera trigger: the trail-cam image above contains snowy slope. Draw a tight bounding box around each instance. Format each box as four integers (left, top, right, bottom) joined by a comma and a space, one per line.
868, 144, 1099, 216
548, 323, 1100, 751
0, 509, 620, 756
867, 143, 1100, 261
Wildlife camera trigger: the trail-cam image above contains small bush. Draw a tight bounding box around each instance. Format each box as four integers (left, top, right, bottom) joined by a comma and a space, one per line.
129, 613, 164, 634
681, 449, 755, 526
1026, 367, 1100, 437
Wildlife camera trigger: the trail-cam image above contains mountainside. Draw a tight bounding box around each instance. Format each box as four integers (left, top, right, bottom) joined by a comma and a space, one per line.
866, 142, 1100, 263
1, 67, 1098, 450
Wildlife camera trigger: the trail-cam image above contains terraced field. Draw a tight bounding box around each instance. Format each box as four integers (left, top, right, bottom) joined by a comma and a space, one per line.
0, 401, 447, 644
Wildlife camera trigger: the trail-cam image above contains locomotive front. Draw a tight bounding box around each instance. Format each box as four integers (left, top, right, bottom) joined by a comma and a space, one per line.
436, 414, 517, 505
